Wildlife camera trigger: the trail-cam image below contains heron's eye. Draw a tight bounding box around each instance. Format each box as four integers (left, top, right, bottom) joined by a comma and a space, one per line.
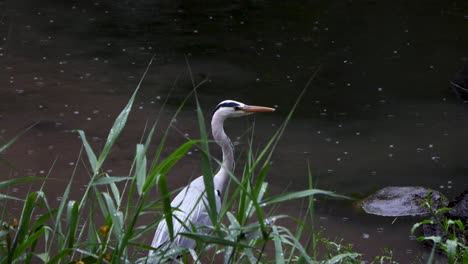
234, 106, 240, 111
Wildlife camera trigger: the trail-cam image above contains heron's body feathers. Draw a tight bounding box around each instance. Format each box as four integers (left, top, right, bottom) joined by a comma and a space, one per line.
149, 176, 222, 252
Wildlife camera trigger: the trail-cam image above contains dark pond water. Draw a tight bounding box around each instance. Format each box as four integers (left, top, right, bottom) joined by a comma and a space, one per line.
1, 0, 468, 262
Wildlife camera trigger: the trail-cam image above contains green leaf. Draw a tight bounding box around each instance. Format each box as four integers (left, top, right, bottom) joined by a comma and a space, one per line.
436, 207, 452, 215
0, 177, 45, 189
462, 246, 468, 264
0, 123, 35, 154
34, 252, 49, 262
271, 225, 285, 264
179, 232, 252, 248
14, 226, 46, 258
261, 189, 349, 207
195, 96, 217, 225
418, 236, 442, 244
66, 201, 79, 249
92, 176, 133, 185
157, 173, 173, 241
326, 252, 361, 263
94, 56, 154, 172
0, 193, 23, 201
446, 238, 458, 264
74, 130, 97, 171
453, 219, 465, 231
102, 192, 123, 239
135, 144, 147, 196
53, 165, 77, 249
31, 209, 57, 236
411, 219, 434, 234
15, 192, 38, 241
144, 140, 199, 193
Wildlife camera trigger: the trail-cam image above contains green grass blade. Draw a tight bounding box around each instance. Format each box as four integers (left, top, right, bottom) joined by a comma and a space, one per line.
135, 144, 147, 196
52, 148, 83, 253
180, 232, 252, 248
94, 56, 154, 173
10, 191, 38, 261
446, 238, 458, 264
31, 209, 57, 236
0, 123, 36, 154
14, 226, 45, 259
261, 189, 350, 207
102, 192, 123, 239
143, 140, 199, 193
75, 130, 97, 170
325, 252, 360, 264
248, 182, 268, 219
85, 204, 99, 254
0, 177, 45, 189
462, 246, 468, 264
411, 219, 433, 234
195, 96, 217, 225
47, 249, 74, 264
157, 173, 173, 241
271, 225, 285, 264
0, 194, 24, 201
92, 176, 133, 185
425, 243, 436, 264
66, 200, 79, 249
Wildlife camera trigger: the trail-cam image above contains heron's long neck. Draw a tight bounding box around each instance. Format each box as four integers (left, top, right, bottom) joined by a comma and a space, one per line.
211, 114, 234, 195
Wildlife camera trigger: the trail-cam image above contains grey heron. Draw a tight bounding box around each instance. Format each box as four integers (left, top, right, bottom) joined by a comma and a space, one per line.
149, 100, 275, 257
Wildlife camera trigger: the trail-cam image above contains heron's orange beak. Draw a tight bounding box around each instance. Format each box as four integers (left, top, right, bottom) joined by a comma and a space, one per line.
241, 105, 276, 113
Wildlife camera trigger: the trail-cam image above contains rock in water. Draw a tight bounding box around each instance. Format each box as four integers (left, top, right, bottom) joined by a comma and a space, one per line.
361, 186, 448, 217
447, 190, 468, 220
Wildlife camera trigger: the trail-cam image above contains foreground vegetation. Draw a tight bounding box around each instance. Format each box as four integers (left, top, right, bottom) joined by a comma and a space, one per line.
0, 60, 466, 263
411, 195, 468, 264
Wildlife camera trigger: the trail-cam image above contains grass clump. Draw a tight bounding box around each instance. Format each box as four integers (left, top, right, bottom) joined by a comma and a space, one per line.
0, 60, 363, 263
411, 194, 468, 264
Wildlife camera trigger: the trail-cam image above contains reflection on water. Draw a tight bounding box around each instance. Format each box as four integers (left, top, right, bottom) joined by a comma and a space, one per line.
1, 0, 468, 262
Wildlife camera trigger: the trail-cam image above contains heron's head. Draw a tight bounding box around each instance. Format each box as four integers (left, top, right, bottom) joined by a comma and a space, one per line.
213, 100, 275, 119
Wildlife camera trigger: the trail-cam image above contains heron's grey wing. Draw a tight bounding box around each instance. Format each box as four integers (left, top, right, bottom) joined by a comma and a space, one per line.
150, 176, 221, 253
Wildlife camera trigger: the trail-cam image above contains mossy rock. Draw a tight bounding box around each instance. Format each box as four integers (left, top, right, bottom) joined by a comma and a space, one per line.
361, 186, 448, 217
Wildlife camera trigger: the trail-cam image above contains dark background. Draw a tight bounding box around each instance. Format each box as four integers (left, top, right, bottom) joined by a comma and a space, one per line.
1, 0, 467, 262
